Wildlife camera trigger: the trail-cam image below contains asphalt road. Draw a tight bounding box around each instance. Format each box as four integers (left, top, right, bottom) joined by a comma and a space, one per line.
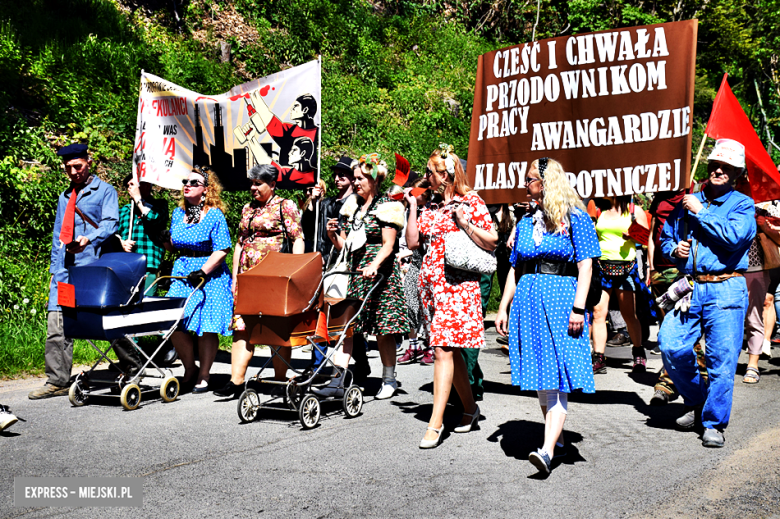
2, 324, 780, 518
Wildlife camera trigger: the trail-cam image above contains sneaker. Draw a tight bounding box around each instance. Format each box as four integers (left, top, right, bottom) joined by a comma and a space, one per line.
419, 349, 435, 366
28, 383, 69, 400
702, 428, 725, 448
0, 405, 18, 432
650, 389, 670, 406
676, 406, 700, 429
529, 449, 552, 474
496, 335, 509, 346
772, 331, 780, 344
632, 356, 647, 373
649, 346, 662, 355
375, 378, 398, 400
397, 348, 421, 365
607, 330, 630, 346
592, 353, 607, 374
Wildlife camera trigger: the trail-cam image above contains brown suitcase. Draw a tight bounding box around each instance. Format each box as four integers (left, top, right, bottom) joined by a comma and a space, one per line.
235, 251, 322, 317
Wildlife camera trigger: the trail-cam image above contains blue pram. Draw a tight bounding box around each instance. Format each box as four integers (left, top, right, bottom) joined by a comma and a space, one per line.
62, 253, 199, 410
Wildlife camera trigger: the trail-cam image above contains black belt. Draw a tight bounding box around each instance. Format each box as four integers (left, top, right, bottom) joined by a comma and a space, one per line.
179, 248, 211, 258
518, 259, 578, 277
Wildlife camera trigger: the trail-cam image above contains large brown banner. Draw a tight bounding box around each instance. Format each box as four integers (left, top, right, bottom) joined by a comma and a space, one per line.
467, 20, 698, 204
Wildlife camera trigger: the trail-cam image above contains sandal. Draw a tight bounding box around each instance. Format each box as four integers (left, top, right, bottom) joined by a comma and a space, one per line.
743, 366, 760, 384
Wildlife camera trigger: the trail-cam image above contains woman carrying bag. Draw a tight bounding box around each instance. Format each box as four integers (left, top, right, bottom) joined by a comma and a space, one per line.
405, 144, 498, 449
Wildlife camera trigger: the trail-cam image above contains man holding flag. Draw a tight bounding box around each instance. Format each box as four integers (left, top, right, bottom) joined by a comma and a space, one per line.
28, 144, 119, 400
657, 138, 755, 447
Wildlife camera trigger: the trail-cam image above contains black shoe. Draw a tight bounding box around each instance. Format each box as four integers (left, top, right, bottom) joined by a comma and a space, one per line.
607, 330, 630, 346
213, 381, 243, 398
157, 346, 178, 367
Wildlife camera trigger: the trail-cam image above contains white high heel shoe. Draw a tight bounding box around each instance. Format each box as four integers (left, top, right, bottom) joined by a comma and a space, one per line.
453, 405, 480, 433
419, 425, 444, 449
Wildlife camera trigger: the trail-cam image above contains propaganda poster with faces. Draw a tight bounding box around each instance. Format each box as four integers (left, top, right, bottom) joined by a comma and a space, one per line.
132, 59, 321, 191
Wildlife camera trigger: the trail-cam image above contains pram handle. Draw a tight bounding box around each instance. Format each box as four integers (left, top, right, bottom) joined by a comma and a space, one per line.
142, 275, 206, 297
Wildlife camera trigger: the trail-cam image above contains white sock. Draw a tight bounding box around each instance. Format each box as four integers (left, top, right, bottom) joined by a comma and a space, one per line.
409, 337, 419, 351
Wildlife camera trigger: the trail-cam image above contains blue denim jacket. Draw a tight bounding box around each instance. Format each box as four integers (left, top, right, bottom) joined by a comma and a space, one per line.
660, 188, 755, 275
48, 176, 119, 310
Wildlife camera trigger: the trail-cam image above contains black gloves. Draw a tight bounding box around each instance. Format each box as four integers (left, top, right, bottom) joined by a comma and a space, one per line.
187, 269, 207, 286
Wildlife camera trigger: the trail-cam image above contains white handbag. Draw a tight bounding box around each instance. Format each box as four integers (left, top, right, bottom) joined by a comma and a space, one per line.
323, 244, 351, 299
323, 216, 367, 299
444, 229, 497, 275
437, 208, 496, 276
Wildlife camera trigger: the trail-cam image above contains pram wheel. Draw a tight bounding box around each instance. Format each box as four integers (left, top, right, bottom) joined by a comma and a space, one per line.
237, 389, 260, 423
68, 381, 88, 407
298, 394, 321, 429
120, 383, 141, 410
342, 385, 363, 418
160, 376, 180, 402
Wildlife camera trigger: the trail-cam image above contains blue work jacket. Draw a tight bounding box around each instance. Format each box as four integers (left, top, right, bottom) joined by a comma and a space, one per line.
660, 188, 755, 275
48, 176, 119, 310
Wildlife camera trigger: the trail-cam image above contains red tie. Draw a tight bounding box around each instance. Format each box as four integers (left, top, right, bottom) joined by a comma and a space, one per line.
59, 187, 79, 244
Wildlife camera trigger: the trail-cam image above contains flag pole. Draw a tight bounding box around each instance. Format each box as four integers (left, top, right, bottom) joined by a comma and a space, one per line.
688, 132, 708, 190
314, 55, 323, 261
129, 69, 145, 241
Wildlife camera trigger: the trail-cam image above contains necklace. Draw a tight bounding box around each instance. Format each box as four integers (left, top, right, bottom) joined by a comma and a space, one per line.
351, 195, 379, 231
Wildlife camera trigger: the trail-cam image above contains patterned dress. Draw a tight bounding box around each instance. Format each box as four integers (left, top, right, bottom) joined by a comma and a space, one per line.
507, 207, 600, 392
167, 207, 233, 336
341, 195, 410, 336
236, 196, 304, 273
417, 190, 493, 348
232, 196, 303, 331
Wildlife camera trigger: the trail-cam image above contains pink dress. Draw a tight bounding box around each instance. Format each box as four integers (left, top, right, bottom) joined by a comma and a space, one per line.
417, 190, 493, 348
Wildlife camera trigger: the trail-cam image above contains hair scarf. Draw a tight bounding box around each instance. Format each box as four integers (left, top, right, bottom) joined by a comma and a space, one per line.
186, 199, 205, 224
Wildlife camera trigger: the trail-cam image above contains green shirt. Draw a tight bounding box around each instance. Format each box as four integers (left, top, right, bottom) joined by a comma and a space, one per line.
117, 197, 168, 269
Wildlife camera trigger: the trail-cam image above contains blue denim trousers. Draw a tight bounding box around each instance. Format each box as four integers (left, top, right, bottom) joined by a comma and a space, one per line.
658, 276, 747, 430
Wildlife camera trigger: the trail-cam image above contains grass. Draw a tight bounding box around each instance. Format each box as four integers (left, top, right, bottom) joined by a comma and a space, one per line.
0, 314, 118, 379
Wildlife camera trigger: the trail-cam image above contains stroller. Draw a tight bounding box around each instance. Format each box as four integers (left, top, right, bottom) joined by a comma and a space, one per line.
233, 251, 383, 429
62, 253, 201, 410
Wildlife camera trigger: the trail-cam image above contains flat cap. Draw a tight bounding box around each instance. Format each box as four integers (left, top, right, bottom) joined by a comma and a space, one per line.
57, 143, 89, 161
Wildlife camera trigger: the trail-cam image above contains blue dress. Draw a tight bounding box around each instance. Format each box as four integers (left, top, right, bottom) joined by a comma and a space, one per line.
507, 207, 600, 393
166, 207, 233, 336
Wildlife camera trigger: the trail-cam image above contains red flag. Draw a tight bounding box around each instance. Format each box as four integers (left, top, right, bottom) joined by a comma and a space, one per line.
410, 187, 427, 197
706, 74, 780, 202
315, 310, 330, 344
393, 153, 410, 186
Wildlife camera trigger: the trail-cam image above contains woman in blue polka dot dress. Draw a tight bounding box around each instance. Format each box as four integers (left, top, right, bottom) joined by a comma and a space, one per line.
496, 158, 600, 474
166, 167, 233, 393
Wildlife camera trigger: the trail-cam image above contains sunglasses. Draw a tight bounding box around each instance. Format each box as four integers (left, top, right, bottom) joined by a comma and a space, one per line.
182, 179, 205, 187
524, 177, 541, 186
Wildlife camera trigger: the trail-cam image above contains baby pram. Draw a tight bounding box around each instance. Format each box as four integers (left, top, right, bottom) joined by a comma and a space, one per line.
233, 251, 383, 429
62, 253, 202, 410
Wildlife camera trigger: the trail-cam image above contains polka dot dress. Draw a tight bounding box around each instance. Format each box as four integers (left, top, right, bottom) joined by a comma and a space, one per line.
507, 207, 600, 393
166, 207, 234, 337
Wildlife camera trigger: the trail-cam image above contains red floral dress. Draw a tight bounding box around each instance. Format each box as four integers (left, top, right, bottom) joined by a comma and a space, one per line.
417, 190, 494, 348
232, 195, 303, 331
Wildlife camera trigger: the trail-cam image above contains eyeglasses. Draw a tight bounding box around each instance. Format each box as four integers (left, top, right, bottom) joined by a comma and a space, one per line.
182, 179, 205, 187
524, 177, 541, 186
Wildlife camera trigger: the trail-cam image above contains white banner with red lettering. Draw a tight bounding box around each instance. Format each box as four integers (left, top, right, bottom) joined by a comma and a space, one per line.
132, 59, 321, 191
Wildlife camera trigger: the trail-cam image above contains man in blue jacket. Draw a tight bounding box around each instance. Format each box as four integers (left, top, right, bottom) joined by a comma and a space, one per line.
658, 138, 756, 447
29, 144, 119, 399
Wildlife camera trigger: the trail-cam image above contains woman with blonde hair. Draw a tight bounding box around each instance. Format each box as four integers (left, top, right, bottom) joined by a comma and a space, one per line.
496, 157, 600, 474
322, 154, 410, 400
166, 166, 234, 393
405, 144, 498, 448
